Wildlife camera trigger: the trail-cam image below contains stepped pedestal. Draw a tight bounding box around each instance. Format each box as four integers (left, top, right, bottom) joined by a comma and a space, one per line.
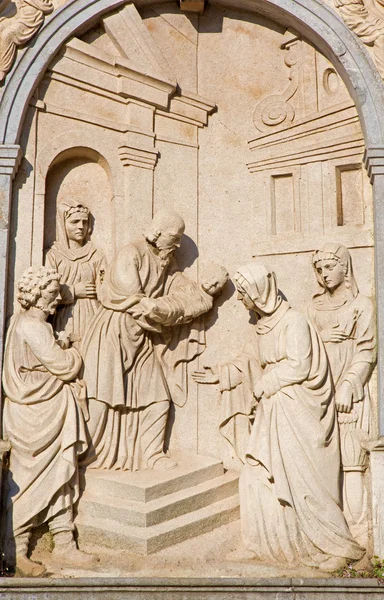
76, 453, 239, 554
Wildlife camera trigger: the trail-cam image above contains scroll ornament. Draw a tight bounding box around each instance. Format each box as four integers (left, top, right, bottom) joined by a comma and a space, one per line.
252, 36, 300, 133
0, 0, 53, 82
334, 0, 384, 79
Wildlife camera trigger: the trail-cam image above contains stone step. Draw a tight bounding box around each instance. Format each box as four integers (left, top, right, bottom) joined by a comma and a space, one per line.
82, 452, 225, 503
76, 493, 240, 554
78, 470, 239, 527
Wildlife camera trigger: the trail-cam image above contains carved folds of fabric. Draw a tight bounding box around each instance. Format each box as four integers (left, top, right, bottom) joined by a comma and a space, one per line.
0, 0, 53, 80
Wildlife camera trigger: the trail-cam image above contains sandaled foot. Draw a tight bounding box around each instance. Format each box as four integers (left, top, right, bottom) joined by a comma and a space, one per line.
152, 455, 177, 470
16, 554, 46, 577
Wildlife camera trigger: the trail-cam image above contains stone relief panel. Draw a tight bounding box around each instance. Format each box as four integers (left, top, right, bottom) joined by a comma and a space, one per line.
0, 0, 53, 81
330, 0, 384, 79
1, 0, 378, 579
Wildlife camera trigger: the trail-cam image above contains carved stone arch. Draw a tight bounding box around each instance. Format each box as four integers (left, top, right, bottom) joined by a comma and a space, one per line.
2, 0, 384, 424
0, 0, 383, 146
2, 0, 384, 560
37, 144, 117, 261
35, 140, 119, 196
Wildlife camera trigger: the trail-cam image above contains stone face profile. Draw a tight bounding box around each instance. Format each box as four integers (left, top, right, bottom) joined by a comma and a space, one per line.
45, 200, 107, 346
81, 210, 224, 472
193, 263, 364, 571
309, 243, 377, 543
2, 266, 95, 576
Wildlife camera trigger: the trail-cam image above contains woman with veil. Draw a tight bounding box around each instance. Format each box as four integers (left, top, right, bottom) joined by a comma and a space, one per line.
45, 199, 107, 345
309, 243, 376, 542
193, 262, 364, 571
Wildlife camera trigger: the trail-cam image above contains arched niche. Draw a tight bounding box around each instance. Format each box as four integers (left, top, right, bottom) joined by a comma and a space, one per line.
44, 148, 114, 261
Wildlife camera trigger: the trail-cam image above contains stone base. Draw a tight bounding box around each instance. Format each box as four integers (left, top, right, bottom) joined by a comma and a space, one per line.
1, 577, 384, 599
76, 453, 239, 554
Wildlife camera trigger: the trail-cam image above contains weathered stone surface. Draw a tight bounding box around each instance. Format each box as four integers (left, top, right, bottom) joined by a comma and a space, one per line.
1, 0, 384, 586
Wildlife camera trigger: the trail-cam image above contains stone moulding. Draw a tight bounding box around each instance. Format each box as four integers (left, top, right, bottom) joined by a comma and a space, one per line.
1, 577, 384, 598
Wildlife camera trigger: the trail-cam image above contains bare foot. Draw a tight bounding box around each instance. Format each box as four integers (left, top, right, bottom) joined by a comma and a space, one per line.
16, 554, 46, 577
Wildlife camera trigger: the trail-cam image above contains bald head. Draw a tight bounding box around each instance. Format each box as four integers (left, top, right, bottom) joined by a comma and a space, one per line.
144, 209, 185, 251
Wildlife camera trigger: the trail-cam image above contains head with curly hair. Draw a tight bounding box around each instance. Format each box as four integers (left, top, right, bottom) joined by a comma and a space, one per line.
17, 266, 61, 314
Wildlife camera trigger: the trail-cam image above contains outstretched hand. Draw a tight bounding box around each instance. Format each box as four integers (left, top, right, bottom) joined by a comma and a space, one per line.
192, 365, 219, 385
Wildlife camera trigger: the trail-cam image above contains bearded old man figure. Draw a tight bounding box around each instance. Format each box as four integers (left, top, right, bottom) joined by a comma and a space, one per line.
193, 263, 364, 571
2, 266, 95, 576
81, 209, 214, 471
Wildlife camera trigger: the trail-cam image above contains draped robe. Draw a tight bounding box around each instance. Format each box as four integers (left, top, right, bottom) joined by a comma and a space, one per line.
2, 313, 87, 535
219, 302, 364, 566
81, 238, 209, 470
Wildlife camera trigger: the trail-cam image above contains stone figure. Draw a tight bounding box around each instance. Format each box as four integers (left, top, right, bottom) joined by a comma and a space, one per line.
334, 0, 384, 78
81, 209, 221, 472
142, 262, 229, 408
45, 199, 107, 345
309, 243, 377, 541
2, 266, 95, 576
139, 262, 229, 326
0, 0, 53, 81
192, 263, 364, 571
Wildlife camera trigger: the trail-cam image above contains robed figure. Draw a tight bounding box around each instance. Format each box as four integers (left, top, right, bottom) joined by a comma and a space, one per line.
45, 199, 106, 343
309, 243, 376, 542
193, 263, 364, 571
2, 267, 95, 576
81, 210, 217, 471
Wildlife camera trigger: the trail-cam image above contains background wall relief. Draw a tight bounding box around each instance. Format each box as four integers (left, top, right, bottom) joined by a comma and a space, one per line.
7, 2, 375, 469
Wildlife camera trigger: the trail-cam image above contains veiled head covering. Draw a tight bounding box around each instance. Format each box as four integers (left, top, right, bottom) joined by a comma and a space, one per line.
233, 261, 283, 311
52, 199, 94, 262
312, 243, 358, 309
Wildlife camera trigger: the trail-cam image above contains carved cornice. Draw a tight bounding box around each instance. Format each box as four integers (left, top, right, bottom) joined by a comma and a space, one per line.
0, 0, 54, 82
118, 145, 159, 170
0, 144, 22, 178
364, 146, 384, 182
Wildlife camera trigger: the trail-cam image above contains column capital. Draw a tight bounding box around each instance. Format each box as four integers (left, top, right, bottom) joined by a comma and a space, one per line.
0, 144, 22, 179
364, 146, 384, 183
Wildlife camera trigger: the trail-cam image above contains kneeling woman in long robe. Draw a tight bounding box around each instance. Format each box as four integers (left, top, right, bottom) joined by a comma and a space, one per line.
193, 263, 364, 571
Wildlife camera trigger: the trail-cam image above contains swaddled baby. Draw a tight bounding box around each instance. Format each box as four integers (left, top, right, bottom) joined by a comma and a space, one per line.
139, 262, 228, 326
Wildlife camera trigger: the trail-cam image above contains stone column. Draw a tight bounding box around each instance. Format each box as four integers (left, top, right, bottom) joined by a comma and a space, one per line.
0, 145, 22, 433
0, 146, 21, 568
117, 103, 159, 245
364, 147, 384, 557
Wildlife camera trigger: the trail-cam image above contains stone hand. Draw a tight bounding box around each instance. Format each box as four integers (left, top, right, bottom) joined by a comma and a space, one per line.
56, 331, 71, 349
321, 326, 350, 343
191, 365, 219, 385
335, 380, 353, 413
74, 282, 97, 299
139, 297, 163, 321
